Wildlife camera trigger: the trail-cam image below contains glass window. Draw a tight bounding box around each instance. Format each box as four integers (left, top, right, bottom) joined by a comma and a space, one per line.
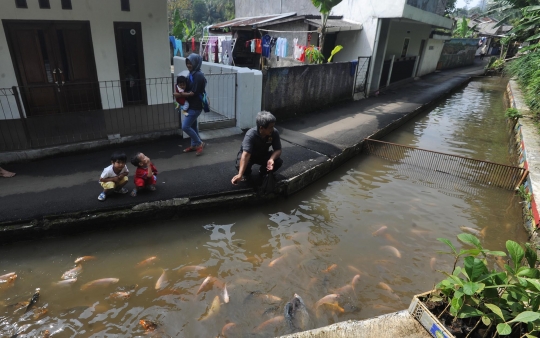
15, 0, 28, 8
121, 0, 130, 11
61, 0, 72, 10
38, 0, 50, 9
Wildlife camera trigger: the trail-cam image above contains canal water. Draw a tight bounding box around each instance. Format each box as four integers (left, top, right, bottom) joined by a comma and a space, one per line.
0, 77, 528, 337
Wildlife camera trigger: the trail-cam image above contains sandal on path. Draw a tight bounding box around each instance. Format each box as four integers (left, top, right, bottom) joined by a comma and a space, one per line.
183, 146, 196, 153
98, 192, 107, 201
115, 187, 129, 194
195, 142, 205, 156
131, 189, 138, 197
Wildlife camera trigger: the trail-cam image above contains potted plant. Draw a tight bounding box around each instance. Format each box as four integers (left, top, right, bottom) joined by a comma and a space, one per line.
409, 233, 540, 337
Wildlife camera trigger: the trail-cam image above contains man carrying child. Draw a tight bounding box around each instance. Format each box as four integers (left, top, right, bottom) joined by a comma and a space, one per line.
98, 152, 129, 201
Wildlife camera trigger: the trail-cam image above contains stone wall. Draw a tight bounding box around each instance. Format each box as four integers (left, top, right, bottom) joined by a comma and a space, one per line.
437, 38, 479, 70
262, 62, 354, 120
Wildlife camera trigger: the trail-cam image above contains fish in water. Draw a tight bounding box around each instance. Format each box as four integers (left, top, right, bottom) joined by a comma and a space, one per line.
200, 295, 220, 321
109, 291, 132, 300
314, 294, 340, 309
61, 265, 82, 280
372, 225, 388, 236
460, 226, 486, 238
53, 278, 77, 287
246, 291, 282, 304
380, 245, 402, 258
139, 319, 157, 332
136, 256, 157, 267
176, 265, 206, 275
377, 282, 394, 293
331, 284, 354, 296
322, 264, 338, 273
74, 256, 96, 264
279, 245, 299, 254
155, 269, 168, 290
25, 288, 40, 313
41, 330, 50, 338
269, 255, 287, 267
0, 274, 17, 284
347, 265, 362, 275
197, 276, 216, 295
351, 274, 361, 289
253, 315, 285, 333
222, 284, 229, 303
80, 278, 119, 291
430, 257, 437, 271
383, 233, 400, 246
0, 272, 16, 281
33, 306, 48, 320
10, 301, 29, 314
284, 293, 310, 331
221, 322, 237, 337
316, 303, 345, 318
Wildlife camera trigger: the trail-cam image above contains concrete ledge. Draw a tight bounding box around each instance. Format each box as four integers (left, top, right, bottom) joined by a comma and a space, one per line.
279, 311, 430, 338
0, 129, 181, 164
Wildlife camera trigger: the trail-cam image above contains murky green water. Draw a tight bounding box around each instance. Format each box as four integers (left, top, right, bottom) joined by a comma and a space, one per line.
0, 77, 528, 337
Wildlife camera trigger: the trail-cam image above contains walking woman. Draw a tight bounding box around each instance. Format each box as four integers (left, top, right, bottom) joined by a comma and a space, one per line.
174, 54, 206, 156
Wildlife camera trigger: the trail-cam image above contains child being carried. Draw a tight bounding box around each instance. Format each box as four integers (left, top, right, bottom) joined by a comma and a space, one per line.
130, 152, 159, 197
175, 75, 190, 116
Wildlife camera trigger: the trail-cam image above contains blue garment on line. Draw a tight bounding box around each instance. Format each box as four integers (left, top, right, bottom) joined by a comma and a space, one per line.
350, 60, 358, 77
169, 36, 176, 50
174, 39, 183, 57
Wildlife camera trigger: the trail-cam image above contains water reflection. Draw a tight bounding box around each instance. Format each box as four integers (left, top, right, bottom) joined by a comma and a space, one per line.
0, 78, 528, 337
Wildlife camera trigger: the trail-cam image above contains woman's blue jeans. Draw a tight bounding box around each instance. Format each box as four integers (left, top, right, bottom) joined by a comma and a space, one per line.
182, 109, 202, 147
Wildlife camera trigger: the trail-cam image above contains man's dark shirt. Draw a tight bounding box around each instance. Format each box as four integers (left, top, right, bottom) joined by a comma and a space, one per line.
241, 127, 282, 160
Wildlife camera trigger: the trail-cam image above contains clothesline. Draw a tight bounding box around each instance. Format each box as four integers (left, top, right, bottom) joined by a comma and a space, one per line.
258, 28, 319, 33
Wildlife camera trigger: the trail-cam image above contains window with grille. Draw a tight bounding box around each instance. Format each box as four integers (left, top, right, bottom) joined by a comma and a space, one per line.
121, 0, 130, 11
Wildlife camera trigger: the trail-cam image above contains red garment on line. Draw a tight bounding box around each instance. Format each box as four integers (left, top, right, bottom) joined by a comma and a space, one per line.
255, 39, 262, 54
191, 37, 195, 51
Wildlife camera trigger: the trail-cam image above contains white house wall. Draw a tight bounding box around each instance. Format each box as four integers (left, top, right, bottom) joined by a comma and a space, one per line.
0, 0, 169, 119
234, 0, 319, 17
384, 21, 432, 59
416, 39, 444, 76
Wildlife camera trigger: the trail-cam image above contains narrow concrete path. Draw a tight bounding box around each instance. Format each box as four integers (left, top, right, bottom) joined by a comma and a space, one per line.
0, 61, 486, 240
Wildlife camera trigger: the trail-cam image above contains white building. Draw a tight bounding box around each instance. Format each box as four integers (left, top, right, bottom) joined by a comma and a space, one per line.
0, 0, 170, 150
234, 0, 453, 94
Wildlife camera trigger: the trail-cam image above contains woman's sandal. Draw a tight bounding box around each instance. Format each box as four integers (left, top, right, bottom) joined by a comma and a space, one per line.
131, 189, 137, 197
183, 146, 196, 153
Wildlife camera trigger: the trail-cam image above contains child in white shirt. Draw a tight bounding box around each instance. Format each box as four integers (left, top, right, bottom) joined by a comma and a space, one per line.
98, 152, 129, 201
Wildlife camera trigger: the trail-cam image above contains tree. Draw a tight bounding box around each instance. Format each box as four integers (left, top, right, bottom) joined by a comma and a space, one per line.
453, 17, 477, 37
311, 0, 344, 51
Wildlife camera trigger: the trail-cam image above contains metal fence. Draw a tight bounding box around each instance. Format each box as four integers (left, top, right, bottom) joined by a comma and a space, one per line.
363, 139, 528, 191
353, 56, 371, 97
0, 74, 237, 152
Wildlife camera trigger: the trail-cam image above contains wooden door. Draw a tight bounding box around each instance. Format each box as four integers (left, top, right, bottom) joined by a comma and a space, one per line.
114, 22, 147, 105
4, 21, 100, 116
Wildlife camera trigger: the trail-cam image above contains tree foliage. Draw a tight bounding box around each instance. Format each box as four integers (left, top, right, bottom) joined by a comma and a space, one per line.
168, 0, 235, 38
453, 17, 477, 37
311, 0, 343, 52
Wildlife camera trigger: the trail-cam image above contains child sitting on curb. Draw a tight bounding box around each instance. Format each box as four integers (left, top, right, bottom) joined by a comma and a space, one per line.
98, 152, 129, 201
130, 152, 158, 197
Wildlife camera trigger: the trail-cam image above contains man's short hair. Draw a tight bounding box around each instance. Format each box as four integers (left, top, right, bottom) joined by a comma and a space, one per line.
110, 152, 127, 163
256, 111, 276, 129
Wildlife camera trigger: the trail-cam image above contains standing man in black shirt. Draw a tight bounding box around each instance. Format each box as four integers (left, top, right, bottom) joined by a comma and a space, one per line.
231, 111, 283, 184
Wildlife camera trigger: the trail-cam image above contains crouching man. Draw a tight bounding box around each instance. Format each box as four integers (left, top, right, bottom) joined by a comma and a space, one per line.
231, 111, 283, 185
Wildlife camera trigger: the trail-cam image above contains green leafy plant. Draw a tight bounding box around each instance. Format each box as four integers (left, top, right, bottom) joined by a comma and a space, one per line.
505, 108, 523, 119
305, 46, 326, 64
428, 233, 540, 336
486, 58, 506, 71
453, 18, 477, 38
328, 45, 343, 62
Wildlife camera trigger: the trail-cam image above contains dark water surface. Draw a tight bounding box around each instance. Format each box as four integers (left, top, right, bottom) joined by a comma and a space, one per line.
0, 78, 528, 337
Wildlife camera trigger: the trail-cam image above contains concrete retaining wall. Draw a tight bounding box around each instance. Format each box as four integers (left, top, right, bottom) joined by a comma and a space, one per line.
507, 79, 540, 233
262, 62, 354, 121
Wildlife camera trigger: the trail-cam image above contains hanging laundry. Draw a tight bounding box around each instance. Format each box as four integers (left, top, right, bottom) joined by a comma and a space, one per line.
222, 40, 233, 65
251, 40, 256, 53
174, 39, 183, 57
293, 38, 302, 60
191, 37, 195, 52
275, 37, 281, 56
262, 35, 272, 58
277, 38, 288, 57
299, 46, 306, 62
255, 39, 262, 54
169, 36, 176, 51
